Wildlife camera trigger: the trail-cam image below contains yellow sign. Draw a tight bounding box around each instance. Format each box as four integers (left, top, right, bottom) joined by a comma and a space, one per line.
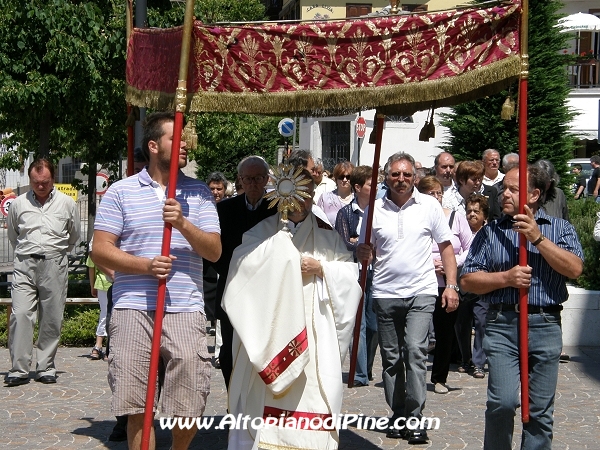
55, 184, 79, 201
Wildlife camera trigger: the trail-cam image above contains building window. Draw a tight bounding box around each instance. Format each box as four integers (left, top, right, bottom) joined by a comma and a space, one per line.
346, 3, 372, 18
320, 121, 350, 170
61, 159, 82, 184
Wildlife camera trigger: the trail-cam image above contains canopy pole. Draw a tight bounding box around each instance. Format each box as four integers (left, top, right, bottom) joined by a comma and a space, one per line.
140, 0, 196, 448
126, 0, 134, 177
347, 113, 384, 388
518, 0, 530, 424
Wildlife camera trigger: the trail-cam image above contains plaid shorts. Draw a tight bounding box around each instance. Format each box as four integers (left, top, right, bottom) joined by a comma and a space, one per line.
108, 309, 212, 417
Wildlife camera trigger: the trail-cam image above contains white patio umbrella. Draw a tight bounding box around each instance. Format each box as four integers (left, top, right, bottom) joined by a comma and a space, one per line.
556, 12, 600, 32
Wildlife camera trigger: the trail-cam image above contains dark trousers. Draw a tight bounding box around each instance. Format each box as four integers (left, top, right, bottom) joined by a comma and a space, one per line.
431, 288, 459, 384
219, 315, 234, 390
455, 300, 473, 364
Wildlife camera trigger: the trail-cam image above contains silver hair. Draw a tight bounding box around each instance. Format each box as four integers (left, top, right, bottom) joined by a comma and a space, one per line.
534, 159, 560, 184
482, 148, 500, 159
502, 153, 519, 171
387, 152, 416, 174
237, 155, 269, 174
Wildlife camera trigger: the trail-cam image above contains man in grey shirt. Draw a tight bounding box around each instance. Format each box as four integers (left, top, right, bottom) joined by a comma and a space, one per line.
5, 158, 80, 386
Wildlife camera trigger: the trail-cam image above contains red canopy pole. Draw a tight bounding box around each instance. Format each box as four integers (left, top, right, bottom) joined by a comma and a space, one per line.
140, 0, 196, 448
127, 105, 135, 177
518, 0, 530, 424
126, 1, 134, 177
348, 113, 384, 388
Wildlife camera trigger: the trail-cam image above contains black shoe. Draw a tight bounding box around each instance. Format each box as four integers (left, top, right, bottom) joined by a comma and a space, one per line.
36, 375, 57, 384
386, 427, 408, 439
353, 380, 368, 387
109, 416, 128, 442
407, 429, 429, 444
4, 377, 29, 387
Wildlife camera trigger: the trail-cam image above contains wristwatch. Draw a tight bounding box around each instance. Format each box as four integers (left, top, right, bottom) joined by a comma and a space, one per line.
446, 284, 460, 292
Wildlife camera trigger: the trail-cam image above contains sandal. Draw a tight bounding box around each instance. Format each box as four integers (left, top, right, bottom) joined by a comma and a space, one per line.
473, 367, 485, 379
90, 346, 104, 360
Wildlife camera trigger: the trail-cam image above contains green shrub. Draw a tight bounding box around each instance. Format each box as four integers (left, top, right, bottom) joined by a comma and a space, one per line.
60, 306, 100, 346
568, 199, 600, 290
0, 305, 100, 347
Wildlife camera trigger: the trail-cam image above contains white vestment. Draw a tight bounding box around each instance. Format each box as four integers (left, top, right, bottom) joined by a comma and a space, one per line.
222, 213, 361, 450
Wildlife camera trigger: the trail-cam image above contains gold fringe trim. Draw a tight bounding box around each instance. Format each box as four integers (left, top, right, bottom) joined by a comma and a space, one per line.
125, 55, 520, 117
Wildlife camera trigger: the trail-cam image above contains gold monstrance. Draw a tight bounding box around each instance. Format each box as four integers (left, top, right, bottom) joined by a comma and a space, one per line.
264, 164, 313, 231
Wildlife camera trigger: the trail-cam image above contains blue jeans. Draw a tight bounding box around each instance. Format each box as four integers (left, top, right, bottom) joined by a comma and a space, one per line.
483, 309, 562, 450
374, 295, 435, 418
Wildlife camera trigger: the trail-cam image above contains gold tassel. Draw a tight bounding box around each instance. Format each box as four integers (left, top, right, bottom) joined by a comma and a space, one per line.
420, 107, 435, 141
124, 106, 140, 127
427, 108, 436, 139
418, 121, 429, 141
369, 119, 377, 144
182, 116, 198, 150
501, 96, 515, 120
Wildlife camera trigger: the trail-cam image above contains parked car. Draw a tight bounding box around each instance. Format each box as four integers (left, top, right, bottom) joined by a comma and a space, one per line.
567, 158, 592, 195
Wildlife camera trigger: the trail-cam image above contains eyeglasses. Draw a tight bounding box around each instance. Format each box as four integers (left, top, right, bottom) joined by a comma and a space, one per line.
427, 191, 443, 198
240, 175, 267, 184
389, 171, 413, 179
337, 174, 351, 181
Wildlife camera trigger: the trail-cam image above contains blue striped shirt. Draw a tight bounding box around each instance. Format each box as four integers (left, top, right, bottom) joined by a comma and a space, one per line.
94, 169, 220, 312
462, 209, 583, 306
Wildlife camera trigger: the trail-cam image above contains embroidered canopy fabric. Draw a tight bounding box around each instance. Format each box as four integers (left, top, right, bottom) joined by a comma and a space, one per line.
126, 1, 521, 116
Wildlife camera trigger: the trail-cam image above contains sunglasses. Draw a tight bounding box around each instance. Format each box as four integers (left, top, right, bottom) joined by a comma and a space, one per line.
337, 174, 351, 181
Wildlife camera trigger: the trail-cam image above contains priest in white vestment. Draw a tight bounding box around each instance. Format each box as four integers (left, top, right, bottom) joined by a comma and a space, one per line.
222, 170, 362, 450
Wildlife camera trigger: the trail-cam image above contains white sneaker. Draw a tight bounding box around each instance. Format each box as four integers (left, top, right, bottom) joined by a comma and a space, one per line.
434, 383, 449, 394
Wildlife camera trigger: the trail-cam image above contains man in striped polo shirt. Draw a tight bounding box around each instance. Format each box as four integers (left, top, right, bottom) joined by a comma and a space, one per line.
93, 112, 221, 450
461, 165, 584, 450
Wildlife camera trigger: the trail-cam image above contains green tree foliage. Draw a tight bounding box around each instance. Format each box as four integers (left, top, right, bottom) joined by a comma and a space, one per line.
440, 0, 576, 188
191, 113, 282, 181
148, 0, 267, 27
0, 1, 127, 174
567, 199, 600, 290
147, 0, 283, 180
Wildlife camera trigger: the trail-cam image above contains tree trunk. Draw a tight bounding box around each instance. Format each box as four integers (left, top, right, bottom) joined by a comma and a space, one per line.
39, 111, 51, 159
87, 153, 96, 243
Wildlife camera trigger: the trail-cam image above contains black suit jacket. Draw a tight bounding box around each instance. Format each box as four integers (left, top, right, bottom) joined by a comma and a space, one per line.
482, 184, 502, 222
210, 194, 277, 320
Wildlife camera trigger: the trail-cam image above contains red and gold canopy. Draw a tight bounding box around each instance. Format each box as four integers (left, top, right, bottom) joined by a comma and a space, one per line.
126, 1, 521, 116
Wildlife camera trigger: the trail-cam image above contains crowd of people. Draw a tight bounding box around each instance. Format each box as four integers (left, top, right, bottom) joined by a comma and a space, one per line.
3, 112, 588, 450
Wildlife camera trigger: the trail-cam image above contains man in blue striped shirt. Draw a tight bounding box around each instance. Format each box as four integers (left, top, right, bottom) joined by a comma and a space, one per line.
461, 165, 583, 450
93, 112, 221, 450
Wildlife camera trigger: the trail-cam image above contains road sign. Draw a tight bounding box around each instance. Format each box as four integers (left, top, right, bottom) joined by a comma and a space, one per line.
96, 173, 110, 195
278, 118, 295, 138
55, 184, 79, 201
356, 116, 367, 139
1, 194, 16, 217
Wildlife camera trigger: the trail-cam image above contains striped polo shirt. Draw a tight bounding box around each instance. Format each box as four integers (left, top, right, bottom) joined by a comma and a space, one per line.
94, 169, 220, 312
462, 209, 583, 306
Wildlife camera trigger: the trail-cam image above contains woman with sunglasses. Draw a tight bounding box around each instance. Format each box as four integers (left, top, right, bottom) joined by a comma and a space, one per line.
417, 176, 473, 394
317, 161, 355, 226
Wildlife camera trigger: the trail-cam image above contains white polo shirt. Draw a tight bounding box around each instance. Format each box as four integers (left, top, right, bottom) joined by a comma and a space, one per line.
359, 188, 453, 298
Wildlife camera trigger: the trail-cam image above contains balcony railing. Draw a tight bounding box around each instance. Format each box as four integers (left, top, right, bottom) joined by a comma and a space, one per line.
567, 60, 600, 88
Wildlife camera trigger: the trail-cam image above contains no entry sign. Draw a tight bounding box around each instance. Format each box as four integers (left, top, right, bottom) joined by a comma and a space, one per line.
356, 116, 367, 139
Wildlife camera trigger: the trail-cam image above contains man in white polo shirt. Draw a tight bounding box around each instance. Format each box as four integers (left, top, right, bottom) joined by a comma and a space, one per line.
357, 152, 459, 444
93, 112, 221, 450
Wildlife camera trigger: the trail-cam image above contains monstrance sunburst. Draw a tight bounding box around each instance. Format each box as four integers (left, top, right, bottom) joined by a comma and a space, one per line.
264, 164, 313, 230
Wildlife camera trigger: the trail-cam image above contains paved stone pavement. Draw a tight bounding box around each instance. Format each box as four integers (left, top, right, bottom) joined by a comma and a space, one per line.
1, 342, 599, 449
